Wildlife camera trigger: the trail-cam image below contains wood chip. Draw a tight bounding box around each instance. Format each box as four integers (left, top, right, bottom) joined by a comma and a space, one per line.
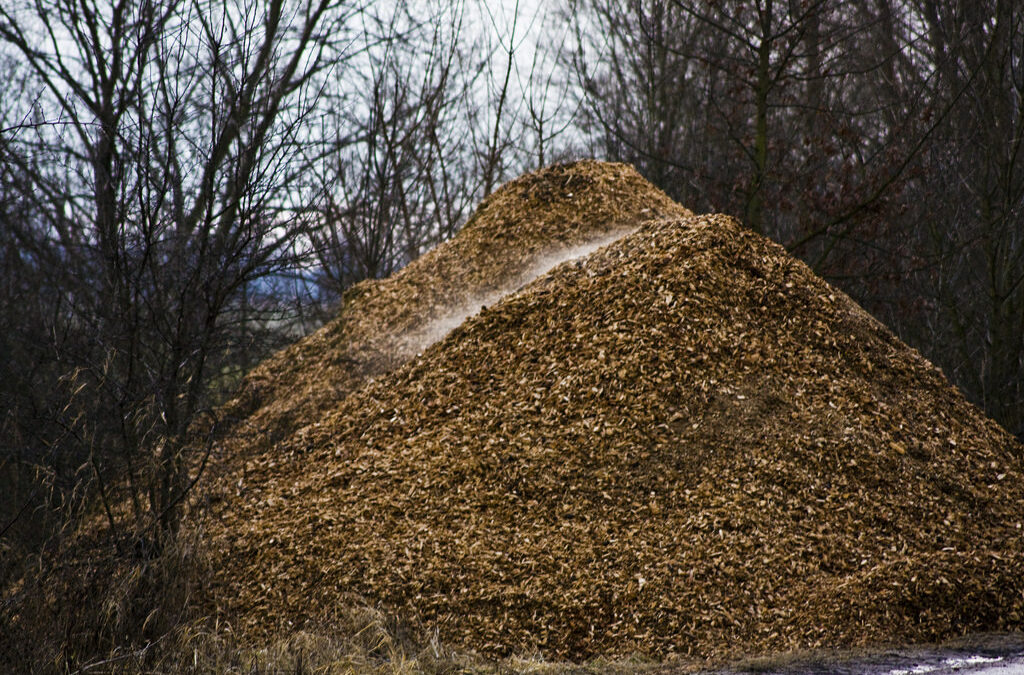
196, 161, 1024, 667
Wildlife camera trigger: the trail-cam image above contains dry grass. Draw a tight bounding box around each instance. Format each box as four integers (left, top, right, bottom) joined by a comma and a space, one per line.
9, 598, 688, 674
159, 611, 679, 675
0, 525, 199, 672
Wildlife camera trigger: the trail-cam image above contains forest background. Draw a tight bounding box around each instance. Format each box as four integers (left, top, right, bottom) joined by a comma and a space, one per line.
1, 0, 1022, 669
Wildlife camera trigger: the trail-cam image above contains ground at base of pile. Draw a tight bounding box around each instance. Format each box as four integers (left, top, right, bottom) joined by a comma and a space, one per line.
122, 621, 1024, 675
198, 162, 1024, 664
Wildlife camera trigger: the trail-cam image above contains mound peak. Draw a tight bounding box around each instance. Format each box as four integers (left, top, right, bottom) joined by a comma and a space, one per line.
202, 166, 1024, 666
218, 160, 690, 447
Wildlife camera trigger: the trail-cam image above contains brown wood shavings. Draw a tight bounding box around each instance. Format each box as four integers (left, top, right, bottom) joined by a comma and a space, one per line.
196, 162, 1024, 667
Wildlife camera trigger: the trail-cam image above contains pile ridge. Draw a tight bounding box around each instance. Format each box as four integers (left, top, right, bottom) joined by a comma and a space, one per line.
203, 203, 1024, 664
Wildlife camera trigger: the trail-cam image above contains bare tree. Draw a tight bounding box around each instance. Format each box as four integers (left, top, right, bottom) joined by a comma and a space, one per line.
465, 0, 568, 195
568, 1, 702, 199
568, 0, 924, 238
308, 0, 568, 302
895, 0, 1024, 438
308, 1, 480, 299
0, 0, 363, 543
515, 6, 581, 169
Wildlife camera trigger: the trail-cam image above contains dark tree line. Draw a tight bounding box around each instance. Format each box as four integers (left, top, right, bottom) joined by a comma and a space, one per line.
568, 0, 1024, 440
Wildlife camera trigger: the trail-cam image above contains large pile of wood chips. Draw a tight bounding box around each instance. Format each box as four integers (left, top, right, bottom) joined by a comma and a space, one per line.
201, 161, 1024, 665
217, 161, 690, 447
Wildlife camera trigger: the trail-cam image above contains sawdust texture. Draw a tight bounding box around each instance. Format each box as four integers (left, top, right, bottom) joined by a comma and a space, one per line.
201, 162, 1024, 666
217, 160, 690, 449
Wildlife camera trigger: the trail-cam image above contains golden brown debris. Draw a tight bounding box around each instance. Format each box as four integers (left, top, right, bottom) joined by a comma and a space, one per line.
198, 162, 1024, 666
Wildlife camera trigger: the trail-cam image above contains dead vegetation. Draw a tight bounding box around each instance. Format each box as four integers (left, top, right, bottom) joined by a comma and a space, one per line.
196, 161, 1024, 668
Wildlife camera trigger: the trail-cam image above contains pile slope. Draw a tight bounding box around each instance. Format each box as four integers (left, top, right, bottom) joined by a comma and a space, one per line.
218, 161, 690, 448
203, 166, 1024, 665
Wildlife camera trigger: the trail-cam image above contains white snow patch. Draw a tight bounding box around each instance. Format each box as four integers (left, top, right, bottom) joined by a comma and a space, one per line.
889, 655, 1012, 675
